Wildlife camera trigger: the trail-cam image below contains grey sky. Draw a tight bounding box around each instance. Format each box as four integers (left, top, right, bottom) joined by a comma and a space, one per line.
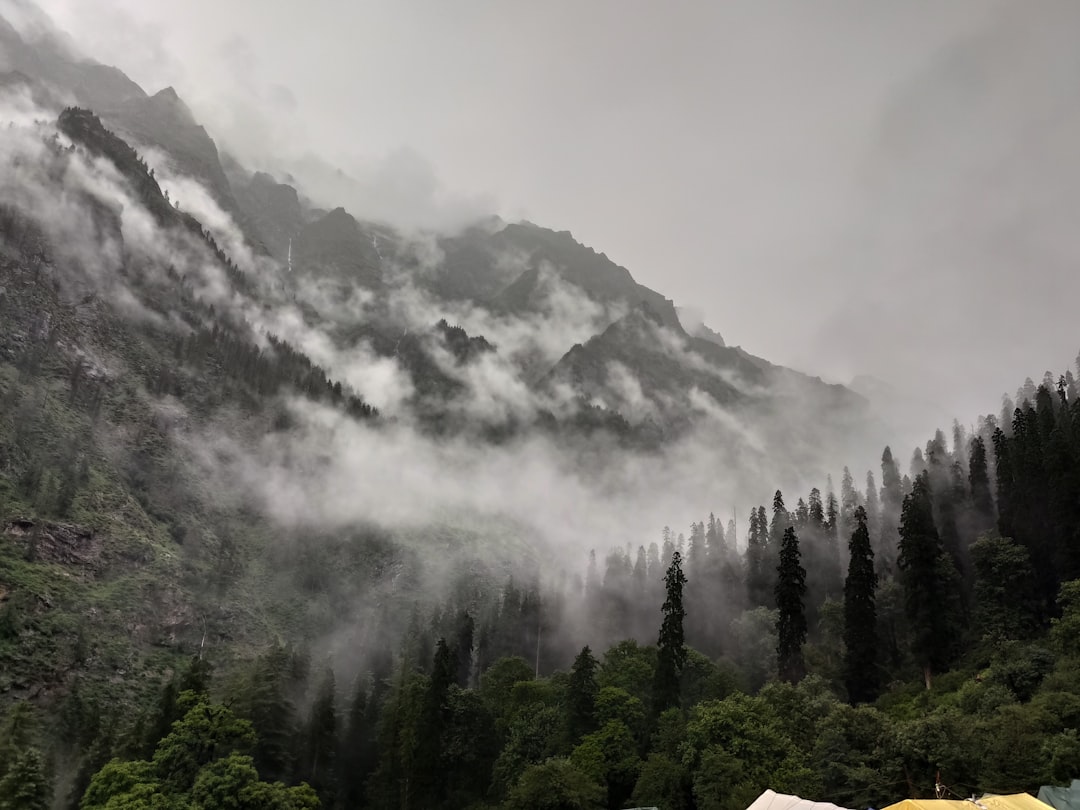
30, 0, 1080, 431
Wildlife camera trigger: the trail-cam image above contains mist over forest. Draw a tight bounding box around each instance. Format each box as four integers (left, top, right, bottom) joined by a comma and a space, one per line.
2, 3, 1080, 810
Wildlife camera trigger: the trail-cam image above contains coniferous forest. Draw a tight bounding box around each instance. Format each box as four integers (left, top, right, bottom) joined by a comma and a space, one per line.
6, 361, 1080, 809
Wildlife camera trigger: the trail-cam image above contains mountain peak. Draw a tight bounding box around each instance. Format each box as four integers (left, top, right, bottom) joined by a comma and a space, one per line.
145, 85, 196, 124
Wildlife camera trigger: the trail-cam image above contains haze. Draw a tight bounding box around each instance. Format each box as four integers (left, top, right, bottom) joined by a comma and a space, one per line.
31, 0, 1080, 432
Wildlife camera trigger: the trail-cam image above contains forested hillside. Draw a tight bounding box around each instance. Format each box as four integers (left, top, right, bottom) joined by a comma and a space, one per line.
6, 354, 1080, 809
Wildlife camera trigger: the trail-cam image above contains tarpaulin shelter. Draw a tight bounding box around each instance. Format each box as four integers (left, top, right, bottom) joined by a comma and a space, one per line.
745, 789, 854, 810
882, 794, 1056, 810
1039, 781, 1080, 810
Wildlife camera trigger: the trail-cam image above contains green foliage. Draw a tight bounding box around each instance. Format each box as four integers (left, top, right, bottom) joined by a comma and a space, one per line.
565, 646, 599, 747
630, 753, 692, 810
490, 704, 563, 799
1051, 579, 1080, 657
682, 693, 816, 810
730, 607, 778, 692
79, 697, 316, 810
570, 720, 640, 808
502, 758, 604, 810
597, 641, 655, 710
971, 534, 1038, 642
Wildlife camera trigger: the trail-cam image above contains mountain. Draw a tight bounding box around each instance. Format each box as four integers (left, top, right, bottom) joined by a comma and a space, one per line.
0, 9, 926, 805
292, 207, 383, 287
0, 7, 145, 110
485, 222, 682, 328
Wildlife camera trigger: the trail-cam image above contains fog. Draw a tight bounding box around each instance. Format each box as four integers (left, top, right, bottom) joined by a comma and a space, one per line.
4, 0, 1080, 670
21, 0, 1080, 431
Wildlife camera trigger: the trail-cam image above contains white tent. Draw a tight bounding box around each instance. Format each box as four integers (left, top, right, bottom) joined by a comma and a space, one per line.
747, 789, 856, 810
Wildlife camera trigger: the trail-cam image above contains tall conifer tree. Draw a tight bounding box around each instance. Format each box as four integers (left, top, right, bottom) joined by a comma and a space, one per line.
653, 552, 687, 713
898, 473, 962, 688
775, 527, 807, 684
843, 507, 878, 704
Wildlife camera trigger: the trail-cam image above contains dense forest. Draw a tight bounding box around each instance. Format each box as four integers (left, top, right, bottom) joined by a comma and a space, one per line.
5, 358, 1080, 809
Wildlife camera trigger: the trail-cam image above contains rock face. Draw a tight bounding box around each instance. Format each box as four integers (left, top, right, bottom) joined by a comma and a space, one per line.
109, 88, 252, 232
3, 518, 102, 567
0, 12, 146, 111
485, 223, 683, 328
233, 172, 305, 260
292, 207, 383, 287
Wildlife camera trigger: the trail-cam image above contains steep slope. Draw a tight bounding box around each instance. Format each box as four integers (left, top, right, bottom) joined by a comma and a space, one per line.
292, 206, 383, 287
543, 303, 879, 484
231, 170, 305, 261
0, 105, 385, 719
489, 222, 682, 329
0, 11, 145, 110
106, 87, 264, 246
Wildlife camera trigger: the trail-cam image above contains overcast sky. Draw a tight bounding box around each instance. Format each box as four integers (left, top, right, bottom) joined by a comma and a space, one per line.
27, 0, 1080, 429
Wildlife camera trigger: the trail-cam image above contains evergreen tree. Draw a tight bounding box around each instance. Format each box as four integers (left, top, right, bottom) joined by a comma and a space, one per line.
745, 505, 769, 607
0, 747, 51, 810
414, 639, 455, 807
653, 552, 687, 713
897, 473, 962, 688
768, 490, 788, 549
840, 467, 859, 541
243, 647, 299, 782
565, 646, 599, 747
774, 527, 807, 684
968, 435, 995, 534
971, 534, 1038, 641
823, 489, 842, 596
843, 507, 878, 704
453, 611, 475, 688
338, 676, 371, 810
808, 488, 825, 528
300, 667, 337, 806
864, 471, 881, 551
879, 446, 903, 573
179, 655, 213, 697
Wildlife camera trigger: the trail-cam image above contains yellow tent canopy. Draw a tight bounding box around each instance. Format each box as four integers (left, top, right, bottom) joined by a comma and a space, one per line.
883, 795, 1055, 810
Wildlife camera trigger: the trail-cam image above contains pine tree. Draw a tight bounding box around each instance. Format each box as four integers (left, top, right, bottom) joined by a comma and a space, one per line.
843, 507, 878, 704
879, 447, 903, 573
897, 473, 962, 688
565, 646, 599, 746
824, 489, 842, 595
745, 506, 768, 607
301, 667, 338, 806
840, 467, 859, 542
414, 638, 454, 807
0, 747, 51, 810
864, 471, 881, 550
769, 490, 788, 549
968, 435, 995, 534
775, 527, 807, 684
808, 488, 825, 527
453, 611, 475, 688
338, 676, 370, 810
653, 552, 687, 714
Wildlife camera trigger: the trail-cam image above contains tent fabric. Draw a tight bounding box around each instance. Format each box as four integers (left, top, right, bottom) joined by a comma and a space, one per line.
745, 789, 854, 810
981, 794, 1060, 810
882, 795, 1056, 810
882, 799, 974, 810
1038, 780, 1080, 810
